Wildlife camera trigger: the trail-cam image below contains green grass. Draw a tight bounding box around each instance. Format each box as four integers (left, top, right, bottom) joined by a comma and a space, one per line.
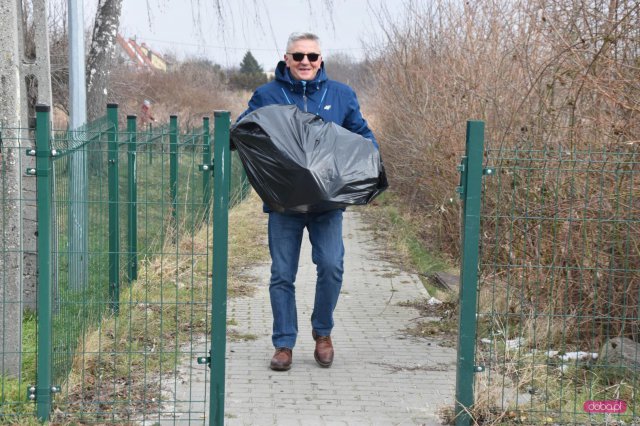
0, 311, 37, 418
363, 191, 452, 296
388, 206, 449, 273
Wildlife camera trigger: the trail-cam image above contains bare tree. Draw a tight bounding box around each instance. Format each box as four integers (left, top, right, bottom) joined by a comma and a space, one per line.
366, 0, 640, 346
86, 0, 123, 123
322, 52, 369, 92
83, 0, 338, 124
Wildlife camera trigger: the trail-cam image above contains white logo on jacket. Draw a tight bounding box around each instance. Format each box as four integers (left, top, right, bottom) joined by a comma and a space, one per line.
323, 105, 332, 110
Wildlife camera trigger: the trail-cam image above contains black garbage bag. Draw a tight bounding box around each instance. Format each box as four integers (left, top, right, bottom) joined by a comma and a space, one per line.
231, 104, 388, 213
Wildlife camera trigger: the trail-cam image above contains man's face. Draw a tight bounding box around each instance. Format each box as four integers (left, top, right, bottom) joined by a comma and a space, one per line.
284, 39, 322, 81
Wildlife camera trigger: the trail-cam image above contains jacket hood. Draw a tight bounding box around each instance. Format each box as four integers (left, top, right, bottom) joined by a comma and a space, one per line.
275, 60, 327, 94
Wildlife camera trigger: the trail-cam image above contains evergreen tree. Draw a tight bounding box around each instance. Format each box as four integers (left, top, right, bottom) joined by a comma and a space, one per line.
230, 50, 269, 91
239, 51, 263, 74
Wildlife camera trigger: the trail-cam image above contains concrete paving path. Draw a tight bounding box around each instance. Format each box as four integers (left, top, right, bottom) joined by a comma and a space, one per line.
223, 209, 457, 425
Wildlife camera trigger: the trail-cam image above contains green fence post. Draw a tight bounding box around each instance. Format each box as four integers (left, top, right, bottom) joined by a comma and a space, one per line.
170, 115, 178, 230
455, 120, 485, 426
202, 116, 212, 221
107, 103, 120, 313
209, 111, 230, 426
34, 104, 53, 421
127, 115, 138, 282
147, 122, 153, 165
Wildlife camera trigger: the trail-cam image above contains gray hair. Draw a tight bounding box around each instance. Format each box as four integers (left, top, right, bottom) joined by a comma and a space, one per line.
286, 32, 321, 52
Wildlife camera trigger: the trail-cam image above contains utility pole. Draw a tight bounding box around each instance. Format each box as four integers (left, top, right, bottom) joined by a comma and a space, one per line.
68, 0, 89, 290
0, 0, 52, 377
69, 0, 87, 126
22, 0, 53, 310
0, 0, 26, 378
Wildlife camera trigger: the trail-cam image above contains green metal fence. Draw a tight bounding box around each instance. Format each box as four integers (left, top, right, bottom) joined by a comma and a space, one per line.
0, 104, 249, 424
1, 122, 38, 421
455, 121, 640, 425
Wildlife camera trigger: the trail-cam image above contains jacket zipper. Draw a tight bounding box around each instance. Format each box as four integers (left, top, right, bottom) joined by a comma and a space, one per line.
301, 81, 308, 112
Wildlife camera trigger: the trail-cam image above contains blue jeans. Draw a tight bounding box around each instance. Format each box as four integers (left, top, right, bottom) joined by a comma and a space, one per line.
267, 209, 344, 349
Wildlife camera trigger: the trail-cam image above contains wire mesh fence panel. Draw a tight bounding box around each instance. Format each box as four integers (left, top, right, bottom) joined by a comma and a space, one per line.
0, 125, 38, 421
1, 107, 249, 424
49, 121, 114, 407
48, 114, 247, 424
472, 144, 640, 425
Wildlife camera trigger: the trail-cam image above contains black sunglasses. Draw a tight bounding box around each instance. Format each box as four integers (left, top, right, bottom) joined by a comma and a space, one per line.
287, 52, 321, 62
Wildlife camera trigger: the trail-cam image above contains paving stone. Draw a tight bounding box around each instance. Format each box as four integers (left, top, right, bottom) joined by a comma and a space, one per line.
153, 209, 456, 425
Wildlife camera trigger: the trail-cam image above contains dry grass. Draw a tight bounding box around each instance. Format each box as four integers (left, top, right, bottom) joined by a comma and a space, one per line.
472, 272, 640, 425
366, 0, 640, 338
366, 0, 640, 259
398, 297, 458, 347
364, 1, 640, 422
109, 61, 250, 128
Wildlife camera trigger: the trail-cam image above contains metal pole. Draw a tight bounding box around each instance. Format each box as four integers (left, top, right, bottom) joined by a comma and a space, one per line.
170, 115, 178, 233
455, 120, 485, 426
107, 104, 120, 313
127, 115, 138, 282
209, 111, 230, 426
202, 116, 211, 222
67, 0, 88, 291
68, 0, 86, 127
35, 104, 52, 420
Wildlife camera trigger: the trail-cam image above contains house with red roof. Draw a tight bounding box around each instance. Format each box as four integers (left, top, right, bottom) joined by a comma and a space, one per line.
115, 34, 168, 72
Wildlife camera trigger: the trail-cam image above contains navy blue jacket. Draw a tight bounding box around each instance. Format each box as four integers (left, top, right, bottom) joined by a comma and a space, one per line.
238, 61, 378, 149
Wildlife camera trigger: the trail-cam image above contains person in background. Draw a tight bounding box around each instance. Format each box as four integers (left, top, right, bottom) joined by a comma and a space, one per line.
140, 99, 155, 127
238, 32, 378, 371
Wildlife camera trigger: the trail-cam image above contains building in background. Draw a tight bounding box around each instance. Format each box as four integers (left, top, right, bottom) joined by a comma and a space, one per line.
115, 34, 168, 71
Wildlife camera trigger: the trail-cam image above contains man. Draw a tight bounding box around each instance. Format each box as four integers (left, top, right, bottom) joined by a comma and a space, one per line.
238, 32, 378, 371
140, 99, 155, 127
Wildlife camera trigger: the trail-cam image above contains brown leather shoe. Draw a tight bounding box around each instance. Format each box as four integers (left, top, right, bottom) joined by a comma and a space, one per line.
270, 347, 292, 371
312, 330, 334, 368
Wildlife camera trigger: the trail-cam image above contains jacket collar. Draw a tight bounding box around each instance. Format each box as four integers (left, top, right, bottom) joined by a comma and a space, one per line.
275, 60, 327, 94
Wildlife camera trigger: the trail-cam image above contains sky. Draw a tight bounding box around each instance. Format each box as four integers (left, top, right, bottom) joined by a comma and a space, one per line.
114, 0, 395, 70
